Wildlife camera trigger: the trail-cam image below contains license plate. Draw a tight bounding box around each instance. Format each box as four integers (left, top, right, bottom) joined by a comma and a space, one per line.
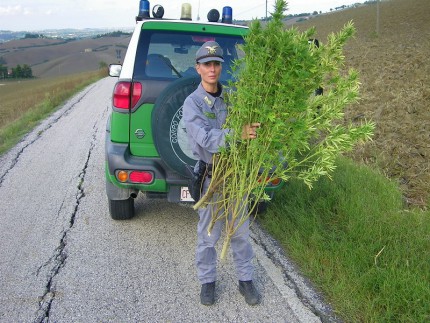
180, 186, 194, 202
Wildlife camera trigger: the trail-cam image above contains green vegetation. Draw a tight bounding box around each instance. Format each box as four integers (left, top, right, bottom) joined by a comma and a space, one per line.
258, 0, 430, 320
260, 157, 430, 322
11, 64, 33, 78
0, 63, 33, 79
24, 33, 47, 39
0, 69, 105, 155
196, 0, 373, 259
0, 64, 7, 79
94, 30, 132, 38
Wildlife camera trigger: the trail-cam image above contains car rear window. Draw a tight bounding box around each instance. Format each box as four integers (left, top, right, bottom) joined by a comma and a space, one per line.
133, 30, 245, 82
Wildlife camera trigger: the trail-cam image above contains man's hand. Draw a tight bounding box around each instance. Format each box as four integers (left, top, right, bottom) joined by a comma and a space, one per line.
241, 123, 261, 140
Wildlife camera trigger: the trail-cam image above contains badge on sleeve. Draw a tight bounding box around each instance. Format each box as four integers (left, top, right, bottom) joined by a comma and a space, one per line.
204, 112, 216, 119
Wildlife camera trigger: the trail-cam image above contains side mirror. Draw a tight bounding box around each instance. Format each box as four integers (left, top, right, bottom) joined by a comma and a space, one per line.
109, 64, 122, 77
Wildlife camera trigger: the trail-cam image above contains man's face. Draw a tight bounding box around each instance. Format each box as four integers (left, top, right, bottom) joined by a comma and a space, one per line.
196, 61, 222, 86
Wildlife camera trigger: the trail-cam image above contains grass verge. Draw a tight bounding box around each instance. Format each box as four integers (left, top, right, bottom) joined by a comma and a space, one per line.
0, 70, 105, 155
260, 157, 430, 322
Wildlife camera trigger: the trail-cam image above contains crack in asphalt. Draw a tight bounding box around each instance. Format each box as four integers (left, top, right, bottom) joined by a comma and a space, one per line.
0, 84, 96, 189
33, 121, 99, 323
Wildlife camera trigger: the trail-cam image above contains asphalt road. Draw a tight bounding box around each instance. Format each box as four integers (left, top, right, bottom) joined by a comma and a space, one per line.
0, 78, 336, 322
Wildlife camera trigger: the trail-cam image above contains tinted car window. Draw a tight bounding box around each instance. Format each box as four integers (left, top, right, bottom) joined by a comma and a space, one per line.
134, 30, 245, 82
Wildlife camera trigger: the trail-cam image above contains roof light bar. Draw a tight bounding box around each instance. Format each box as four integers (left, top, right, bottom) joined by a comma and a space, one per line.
133, 2, 234, 23
180, 3, 192, 20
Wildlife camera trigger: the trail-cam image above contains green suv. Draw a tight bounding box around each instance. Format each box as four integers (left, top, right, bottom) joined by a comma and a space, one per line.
106, 3, 281, 219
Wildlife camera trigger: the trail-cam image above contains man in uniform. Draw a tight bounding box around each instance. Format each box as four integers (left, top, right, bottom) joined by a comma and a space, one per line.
183, 41, 260, 306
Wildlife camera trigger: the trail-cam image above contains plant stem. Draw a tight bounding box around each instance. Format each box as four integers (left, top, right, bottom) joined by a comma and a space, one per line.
220, 234, 231, 260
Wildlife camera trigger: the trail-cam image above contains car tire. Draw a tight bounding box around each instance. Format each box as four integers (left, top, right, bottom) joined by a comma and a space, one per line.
250, 200, 268, 216
152, 76, 201, 177
108, 197, 135, 220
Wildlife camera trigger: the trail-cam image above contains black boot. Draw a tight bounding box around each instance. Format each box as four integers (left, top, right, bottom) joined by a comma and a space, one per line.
200, 282, 216, 305
239, 280, 260, 305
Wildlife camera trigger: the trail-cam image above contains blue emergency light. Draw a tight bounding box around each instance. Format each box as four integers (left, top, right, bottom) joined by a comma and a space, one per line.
221, 6, 233, 24
139, 0, 150, 18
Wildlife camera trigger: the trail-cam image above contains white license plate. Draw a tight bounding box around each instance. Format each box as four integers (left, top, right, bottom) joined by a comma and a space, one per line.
180, 186, 194, 202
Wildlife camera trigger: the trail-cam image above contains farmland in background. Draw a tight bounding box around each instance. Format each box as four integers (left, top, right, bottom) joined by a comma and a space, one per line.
296, 0, 429, 208
0, 70, 104, 154
0, 34, 131, 78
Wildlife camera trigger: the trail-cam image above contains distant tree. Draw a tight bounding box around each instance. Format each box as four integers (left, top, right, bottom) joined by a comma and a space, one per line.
24, 33, 45, 39
12, 65, 22, 78
21, 64, 33, 78
0, 64, 8, 79
313, 11, 318, 15
94, 31, 132, 39
11, 64, 33, 78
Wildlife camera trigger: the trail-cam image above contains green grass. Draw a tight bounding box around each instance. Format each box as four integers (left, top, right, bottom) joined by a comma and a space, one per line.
260, 157, 430, 322
0, 70, 105, 155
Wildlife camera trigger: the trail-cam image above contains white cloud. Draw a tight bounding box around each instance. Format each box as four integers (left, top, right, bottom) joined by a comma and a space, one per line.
0, 4, 56, 17
0, 5, 24, 16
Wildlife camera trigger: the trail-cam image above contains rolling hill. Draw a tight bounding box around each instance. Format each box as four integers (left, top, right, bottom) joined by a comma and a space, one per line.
0, 34, 130, 78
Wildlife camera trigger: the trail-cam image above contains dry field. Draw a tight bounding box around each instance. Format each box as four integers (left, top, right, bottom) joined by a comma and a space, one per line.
0, 71, 103, 129
297, 0, 430, 208
0, 35, 130, 78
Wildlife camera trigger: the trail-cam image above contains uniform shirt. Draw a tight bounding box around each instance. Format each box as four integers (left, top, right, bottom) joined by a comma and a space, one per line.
183, 82, 229, 165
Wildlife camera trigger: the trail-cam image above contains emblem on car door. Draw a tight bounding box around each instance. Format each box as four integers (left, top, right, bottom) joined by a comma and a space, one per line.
135, 129, 146, 139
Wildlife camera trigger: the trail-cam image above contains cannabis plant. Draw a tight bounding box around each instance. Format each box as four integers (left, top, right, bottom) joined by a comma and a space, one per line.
194, 0, 375, 259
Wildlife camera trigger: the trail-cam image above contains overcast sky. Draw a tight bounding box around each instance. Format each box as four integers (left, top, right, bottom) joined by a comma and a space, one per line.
1, 0, 365, 31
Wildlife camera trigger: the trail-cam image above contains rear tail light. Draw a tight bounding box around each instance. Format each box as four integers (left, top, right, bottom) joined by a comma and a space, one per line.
116, 170, 154, 184
131, 83, 142, 107
270, 178, 281, 186
129, 171, 154, 184
113, 82, 142, 110
257, 176, 282, 186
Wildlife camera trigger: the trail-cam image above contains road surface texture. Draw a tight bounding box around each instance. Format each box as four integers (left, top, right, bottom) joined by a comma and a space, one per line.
0, 78, 339, 322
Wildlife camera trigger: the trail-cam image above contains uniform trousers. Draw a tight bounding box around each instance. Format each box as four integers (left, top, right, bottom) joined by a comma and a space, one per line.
196, 177, 254, 284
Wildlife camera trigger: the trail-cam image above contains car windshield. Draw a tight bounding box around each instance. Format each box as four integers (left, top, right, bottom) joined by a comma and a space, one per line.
134, 30, 245, 82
